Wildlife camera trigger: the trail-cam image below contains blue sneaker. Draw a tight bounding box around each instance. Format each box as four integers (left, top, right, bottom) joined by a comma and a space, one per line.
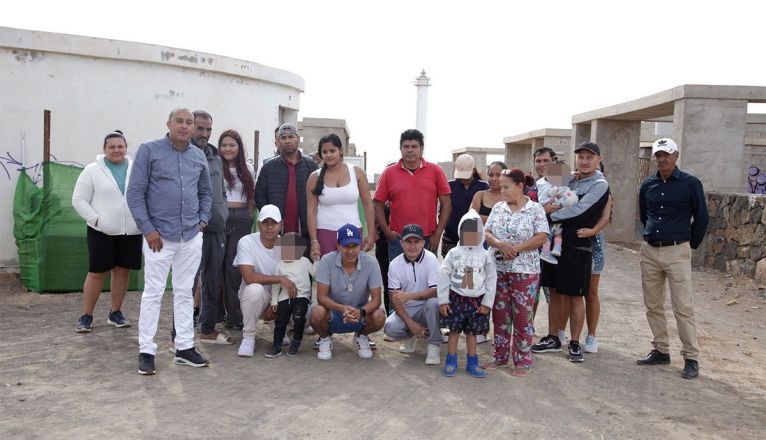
107, 310, 131, 328
75, 314, 93, 333
466, 354, 487, 378
442, 353, 458, 377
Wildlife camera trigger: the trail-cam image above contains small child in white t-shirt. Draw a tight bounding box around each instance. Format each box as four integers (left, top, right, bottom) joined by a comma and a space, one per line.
265, 233, 313, 358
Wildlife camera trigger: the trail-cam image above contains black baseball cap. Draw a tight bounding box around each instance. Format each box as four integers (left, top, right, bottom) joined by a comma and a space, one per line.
401, 224, 425, 241
574, 141, 601, 156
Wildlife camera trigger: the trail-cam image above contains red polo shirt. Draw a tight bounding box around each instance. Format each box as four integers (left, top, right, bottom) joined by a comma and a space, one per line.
373, 158, 451, 236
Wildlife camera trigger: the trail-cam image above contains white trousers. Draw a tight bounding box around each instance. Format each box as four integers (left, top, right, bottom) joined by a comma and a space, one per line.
138, 233, 203, 355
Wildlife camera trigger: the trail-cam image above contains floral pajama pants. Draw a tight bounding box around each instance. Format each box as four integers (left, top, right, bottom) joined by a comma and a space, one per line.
493, 272, 538, 368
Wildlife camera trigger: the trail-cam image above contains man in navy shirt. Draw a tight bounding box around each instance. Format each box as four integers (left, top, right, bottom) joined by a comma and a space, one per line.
637, 138, 709, 380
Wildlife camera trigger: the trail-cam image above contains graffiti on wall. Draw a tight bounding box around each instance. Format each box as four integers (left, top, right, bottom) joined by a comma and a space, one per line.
1, 152, 83, 185
748, 166, 766, 194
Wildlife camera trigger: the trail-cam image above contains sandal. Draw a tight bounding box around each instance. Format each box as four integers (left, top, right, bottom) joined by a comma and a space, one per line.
199, 332, 234, 345
511, 366, 532, 377
481, 359, 509, 370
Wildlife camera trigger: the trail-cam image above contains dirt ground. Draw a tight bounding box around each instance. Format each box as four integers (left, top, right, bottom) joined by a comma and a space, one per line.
1, 243, 765, 439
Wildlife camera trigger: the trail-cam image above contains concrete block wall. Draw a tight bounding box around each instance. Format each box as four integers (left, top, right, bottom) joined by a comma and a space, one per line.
696, 192, 766, 284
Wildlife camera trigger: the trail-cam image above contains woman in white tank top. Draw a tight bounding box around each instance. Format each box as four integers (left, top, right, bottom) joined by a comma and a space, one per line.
306, 134, 376, 262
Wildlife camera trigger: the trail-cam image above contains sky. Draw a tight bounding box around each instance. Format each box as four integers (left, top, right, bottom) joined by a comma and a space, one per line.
3, 0, 766, 175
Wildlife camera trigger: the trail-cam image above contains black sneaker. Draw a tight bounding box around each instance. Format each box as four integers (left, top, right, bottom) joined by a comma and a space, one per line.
531, 335, 562, 353
265, 344, 283, 358
75, 314, 93, 333
138, 353, 155, 375
107, 310, 131, 328
287, 340, 301, 357
173, 347, 209, 367
568, 341, 584, 363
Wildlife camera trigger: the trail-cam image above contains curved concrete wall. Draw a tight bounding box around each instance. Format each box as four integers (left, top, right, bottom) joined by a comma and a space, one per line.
0, 27, 304, 268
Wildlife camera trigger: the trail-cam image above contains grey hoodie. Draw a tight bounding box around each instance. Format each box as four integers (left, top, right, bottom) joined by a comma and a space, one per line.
202, 143, 229, 232
437, 209, 497, 309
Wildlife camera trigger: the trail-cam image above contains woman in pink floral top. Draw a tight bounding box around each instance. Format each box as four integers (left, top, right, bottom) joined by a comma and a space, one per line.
483, 169, 549, 376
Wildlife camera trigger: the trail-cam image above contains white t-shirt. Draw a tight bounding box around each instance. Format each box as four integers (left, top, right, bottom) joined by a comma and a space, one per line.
272, 257, 314, 305
233, 232, 279, 294
225, 163, 256, 203
388, 249, 440, 308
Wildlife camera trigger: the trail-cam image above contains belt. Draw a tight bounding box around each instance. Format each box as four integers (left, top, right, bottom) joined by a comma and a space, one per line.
646, 240, 688, 248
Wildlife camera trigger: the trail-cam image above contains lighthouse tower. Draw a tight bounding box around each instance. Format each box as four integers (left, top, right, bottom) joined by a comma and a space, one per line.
414, 70, 431, 136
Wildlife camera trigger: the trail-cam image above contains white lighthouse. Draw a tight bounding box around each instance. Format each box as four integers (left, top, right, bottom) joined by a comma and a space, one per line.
414, 70, 431, 135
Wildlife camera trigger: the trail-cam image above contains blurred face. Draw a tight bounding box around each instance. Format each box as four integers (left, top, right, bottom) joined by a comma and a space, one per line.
192, 116, 212, 148
259, 218, 282, 242
534, 152, 554, 177
401, 236, 424, 260
654, 151, 678, 177
460, 230, 480, 247
278, 132, 299, 155
487, 164, 504, 190
500, 175, 523, 202
103, 137, 127, 164
320, 142, 342, 167
219, 136, 239, 163
576, 150, 601, 176
166, 110, 194, 146
400, 140, 423, 165
337, 242, 361, 264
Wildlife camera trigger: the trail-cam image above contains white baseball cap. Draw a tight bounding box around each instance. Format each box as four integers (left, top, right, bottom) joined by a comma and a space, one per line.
652, 138, 678, 156
454, 154, 476, 179
259, 204, 282, 223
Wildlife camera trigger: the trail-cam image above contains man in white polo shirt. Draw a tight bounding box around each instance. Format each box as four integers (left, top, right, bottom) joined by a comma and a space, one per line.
383, 224, 442, 365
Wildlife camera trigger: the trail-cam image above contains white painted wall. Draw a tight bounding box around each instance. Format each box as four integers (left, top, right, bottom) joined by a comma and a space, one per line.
0, 27, 304, 268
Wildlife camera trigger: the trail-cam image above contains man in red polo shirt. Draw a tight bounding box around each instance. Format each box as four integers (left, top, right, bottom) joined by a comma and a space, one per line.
374, 129, 451, 261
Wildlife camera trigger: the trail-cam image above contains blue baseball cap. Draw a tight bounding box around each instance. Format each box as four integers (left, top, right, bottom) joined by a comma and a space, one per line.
337, 224, 362, 246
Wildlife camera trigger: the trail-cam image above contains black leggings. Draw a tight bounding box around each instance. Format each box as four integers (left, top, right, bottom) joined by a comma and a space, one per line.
273, 297, 310, 347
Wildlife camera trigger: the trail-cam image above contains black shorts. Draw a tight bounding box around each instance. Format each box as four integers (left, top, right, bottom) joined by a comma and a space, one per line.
539, 247, 591, 296
440, 291, 490, 335
87, 227, 142, 273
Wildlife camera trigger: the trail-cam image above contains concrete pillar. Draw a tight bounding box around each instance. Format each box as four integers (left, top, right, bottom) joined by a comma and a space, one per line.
505, 142, 532, 172
414, 70, 431, 136
591, 119, 642, 243
673, 98, 748, 193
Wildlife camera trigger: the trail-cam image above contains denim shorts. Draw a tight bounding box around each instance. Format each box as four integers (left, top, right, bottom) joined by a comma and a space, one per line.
328, 309, 365, 334
592, 233, 605, 275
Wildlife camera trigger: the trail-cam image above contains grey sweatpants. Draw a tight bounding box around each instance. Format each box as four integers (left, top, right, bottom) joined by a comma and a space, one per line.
383, 297, 442, 346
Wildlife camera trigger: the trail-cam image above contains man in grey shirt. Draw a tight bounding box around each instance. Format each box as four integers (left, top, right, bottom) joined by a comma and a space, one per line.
127, 108, 213, 375
310, 224, 386, 361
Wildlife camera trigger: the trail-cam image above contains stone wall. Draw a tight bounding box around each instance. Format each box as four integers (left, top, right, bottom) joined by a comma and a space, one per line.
698, 192, 766, 283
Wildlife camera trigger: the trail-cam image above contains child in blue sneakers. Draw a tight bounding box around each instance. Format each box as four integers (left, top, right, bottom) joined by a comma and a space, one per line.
438, 210, 497, 378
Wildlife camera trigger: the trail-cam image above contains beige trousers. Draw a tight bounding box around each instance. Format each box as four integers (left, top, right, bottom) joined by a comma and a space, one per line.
639, 241, 699, 360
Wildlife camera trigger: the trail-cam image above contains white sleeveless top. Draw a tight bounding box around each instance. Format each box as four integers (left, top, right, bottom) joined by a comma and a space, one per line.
317, 163, 361, 230
225, 163, 256, 203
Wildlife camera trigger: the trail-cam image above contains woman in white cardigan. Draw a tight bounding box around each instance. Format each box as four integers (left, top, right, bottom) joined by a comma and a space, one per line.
71, 131, 142, 333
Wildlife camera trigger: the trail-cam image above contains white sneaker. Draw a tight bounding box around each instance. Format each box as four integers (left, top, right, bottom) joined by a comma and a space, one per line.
476, 334, 489, 344
399, 337, 417, 353
584, 334, 598, 353
317, 336, 333, 361
238, 336, 255, 357
356, 334, 373, 359
558, 330, 568, 343
425, 344, 440, 365
304, 326, 315, 335
282, 335, 290, 346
